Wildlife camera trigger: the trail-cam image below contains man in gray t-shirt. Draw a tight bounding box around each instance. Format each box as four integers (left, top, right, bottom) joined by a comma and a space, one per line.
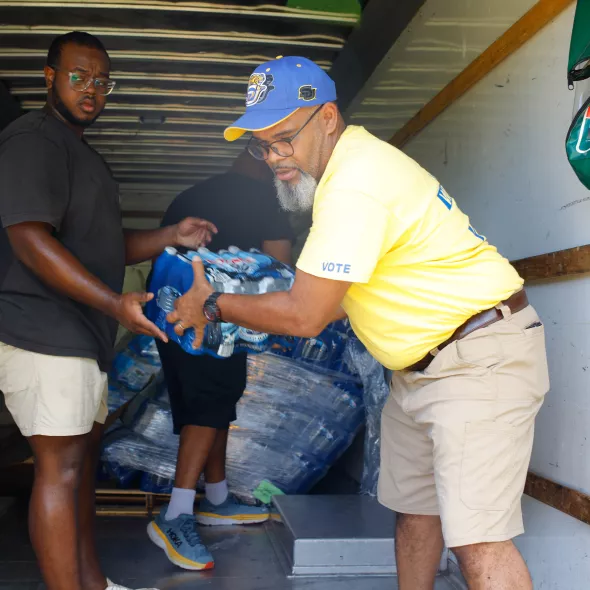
0, 32, 215, 590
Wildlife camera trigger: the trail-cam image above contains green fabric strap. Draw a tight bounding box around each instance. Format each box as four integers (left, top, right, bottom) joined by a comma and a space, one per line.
569, 0, 590, 84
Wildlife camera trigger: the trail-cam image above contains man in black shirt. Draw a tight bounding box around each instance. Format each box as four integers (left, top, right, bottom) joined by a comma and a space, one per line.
0, 32, 215, 590
147, 150, 293, 571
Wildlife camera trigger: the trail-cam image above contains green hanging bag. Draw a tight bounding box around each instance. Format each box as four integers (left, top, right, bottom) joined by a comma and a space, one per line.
566, 97, 590, 189
566, 0, 590, 188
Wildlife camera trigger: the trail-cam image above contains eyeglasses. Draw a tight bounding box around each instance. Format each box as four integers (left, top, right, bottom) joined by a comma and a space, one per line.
49, 65, 116, 96
247, 105, 323, 161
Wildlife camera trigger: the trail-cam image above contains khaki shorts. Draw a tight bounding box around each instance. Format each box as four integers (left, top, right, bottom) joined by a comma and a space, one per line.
378, 305, 549, 548
0, 342, 108, 437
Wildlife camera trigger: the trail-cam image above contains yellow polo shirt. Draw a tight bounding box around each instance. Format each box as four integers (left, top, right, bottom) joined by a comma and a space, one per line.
297, 126, 523, 371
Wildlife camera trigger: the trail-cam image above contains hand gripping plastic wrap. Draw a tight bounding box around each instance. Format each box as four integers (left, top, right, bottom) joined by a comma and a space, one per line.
343, 338, 390, 497
101, 344, 365, 502
144, 246, 295, 359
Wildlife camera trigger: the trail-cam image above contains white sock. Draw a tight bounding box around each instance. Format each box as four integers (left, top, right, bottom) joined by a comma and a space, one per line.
166, 487, 196, 520
206, 480, 229, 506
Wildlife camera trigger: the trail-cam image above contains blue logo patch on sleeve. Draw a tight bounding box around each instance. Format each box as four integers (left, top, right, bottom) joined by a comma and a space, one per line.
437, 185, 453, 210
437, 184, 486, 241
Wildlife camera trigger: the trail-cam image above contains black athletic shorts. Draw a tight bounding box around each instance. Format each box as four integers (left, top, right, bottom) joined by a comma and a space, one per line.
156, 341, 247, 433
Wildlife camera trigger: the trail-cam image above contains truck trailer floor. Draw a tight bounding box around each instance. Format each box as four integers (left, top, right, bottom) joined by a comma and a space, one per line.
0, 502, 456, 590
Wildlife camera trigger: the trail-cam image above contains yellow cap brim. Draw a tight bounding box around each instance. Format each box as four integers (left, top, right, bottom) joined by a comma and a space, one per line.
223, 108, 300, 142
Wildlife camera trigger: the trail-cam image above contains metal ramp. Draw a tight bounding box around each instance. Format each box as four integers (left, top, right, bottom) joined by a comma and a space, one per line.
268, 494, 449, 577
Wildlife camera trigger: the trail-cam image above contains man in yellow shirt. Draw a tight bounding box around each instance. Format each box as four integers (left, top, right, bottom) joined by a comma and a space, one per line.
168, 56, 549, 590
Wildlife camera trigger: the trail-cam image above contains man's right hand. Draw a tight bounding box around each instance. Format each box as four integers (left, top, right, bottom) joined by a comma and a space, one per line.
6, 223, 170, 343
113, 292, 169, 342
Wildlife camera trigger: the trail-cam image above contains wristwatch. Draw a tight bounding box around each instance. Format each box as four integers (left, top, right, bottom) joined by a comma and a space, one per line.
203, 292, 223, 323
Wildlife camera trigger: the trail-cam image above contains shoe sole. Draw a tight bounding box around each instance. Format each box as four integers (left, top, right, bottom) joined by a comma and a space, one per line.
147, 522, 214, 571
196, 513, 270, 526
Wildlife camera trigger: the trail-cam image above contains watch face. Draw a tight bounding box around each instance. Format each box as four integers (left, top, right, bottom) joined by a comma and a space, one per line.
204, 305, 216, 322
204, 294, 221, 322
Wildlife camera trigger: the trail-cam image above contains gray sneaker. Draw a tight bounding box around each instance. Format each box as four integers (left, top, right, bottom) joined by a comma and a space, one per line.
147, 504, 214, 571
197, 494, 270, 526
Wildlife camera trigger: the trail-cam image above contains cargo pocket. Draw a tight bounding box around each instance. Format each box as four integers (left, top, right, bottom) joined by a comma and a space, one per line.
460, 421, 519, 511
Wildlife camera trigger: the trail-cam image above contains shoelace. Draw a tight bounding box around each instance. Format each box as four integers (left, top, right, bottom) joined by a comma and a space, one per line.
179, 516, 202, 548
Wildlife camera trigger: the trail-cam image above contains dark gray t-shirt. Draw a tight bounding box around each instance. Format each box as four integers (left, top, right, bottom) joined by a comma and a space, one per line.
0, 111, 125, 371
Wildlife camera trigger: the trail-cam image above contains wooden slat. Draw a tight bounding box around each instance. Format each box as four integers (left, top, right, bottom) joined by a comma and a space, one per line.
390, 0, 575, 148
525, 472, 590, 525
512, 244, 590, 281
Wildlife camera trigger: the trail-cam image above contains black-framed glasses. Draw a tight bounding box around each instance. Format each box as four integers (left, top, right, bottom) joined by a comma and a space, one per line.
49, 65, 116, 96
247, 105, 323, 161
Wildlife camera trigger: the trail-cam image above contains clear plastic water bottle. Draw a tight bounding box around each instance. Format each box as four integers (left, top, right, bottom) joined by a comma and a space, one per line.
145, 246, 178, 326
229, 247, 274, 271
190, 249, 244, 294
237, 327, 269, 353
151, 254, 186, 336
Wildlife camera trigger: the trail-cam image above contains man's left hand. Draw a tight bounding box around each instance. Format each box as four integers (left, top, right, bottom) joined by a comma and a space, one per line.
175, 217, 218, 250
167, 258, 214, 348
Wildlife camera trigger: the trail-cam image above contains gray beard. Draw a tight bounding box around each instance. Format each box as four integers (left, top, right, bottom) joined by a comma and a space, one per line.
273, 170, 318, 212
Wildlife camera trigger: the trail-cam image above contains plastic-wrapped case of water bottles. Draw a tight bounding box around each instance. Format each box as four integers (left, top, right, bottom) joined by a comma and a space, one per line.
100, 325, 393, 501
101, 348, 365, 501
106, 335, 163, 414
145, 246, 295, 358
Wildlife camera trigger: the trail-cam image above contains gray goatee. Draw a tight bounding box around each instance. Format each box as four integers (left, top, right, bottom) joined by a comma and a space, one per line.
273, 170, 318, 212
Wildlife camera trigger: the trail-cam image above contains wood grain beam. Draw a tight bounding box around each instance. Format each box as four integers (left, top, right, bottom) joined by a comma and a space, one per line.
525, 472, 590, 525
390, 0, 575, 148
511, 244, 590, 282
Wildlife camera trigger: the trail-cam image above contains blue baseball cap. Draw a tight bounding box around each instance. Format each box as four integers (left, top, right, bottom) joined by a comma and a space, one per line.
224, 56, 337, 142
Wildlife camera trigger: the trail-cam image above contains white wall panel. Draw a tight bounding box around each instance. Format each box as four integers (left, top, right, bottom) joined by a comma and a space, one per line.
403, 5, 590, 495
346, 0, 537, 140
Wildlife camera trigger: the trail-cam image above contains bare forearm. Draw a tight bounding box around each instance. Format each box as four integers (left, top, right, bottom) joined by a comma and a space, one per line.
167, 263, 350, 346
218, 291, 325, 338
124, 226, 177, 266
10, 230, 119, 318
262, 240, 293, 266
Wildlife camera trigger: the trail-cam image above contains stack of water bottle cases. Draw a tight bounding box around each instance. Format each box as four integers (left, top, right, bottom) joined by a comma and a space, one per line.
100, 246, 379, 502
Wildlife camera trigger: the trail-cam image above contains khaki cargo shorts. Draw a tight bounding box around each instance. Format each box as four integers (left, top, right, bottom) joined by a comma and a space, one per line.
378, 305, 549, 548
0, 342, 108, 437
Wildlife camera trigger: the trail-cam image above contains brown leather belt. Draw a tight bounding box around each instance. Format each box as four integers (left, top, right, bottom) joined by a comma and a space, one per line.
406, 289, 529, 372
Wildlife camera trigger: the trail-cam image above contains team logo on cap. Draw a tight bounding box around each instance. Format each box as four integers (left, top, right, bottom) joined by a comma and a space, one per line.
298, 85, 317, 101
246, 73, 275, 107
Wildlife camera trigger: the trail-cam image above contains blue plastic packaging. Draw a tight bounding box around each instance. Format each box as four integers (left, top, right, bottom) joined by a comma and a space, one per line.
109, 349, 161, 393
140, 472, 174, 494
145, 247, 295, 358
